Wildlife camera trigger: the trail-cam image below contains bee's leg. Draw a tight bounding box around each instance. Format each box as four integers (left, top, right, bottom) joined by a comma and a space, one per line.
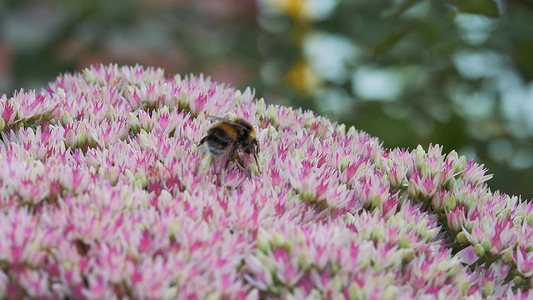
198, 136, 206, 146
254, 141, 261, 173
225, 144, 238, 169
253, 153, 261, 173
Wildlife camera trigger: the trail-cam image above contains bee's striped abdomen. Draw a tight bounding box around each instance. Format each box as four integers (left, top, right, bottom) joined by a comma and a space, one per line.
205, 125, 236, 156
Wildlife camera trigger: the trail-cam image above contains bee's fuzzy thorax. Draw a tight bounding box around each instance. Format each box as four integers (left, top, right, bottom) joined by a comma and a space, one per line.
213, 122, 238, 139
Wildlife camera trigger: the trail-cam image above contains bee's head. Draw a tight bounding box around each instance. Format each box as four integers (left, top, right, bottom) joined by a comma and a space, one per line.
234, 118, 260, 172
234, 118, 256, 141
252, 138, 259, 154
243, 137, 258, 154
244, 138, 260, 172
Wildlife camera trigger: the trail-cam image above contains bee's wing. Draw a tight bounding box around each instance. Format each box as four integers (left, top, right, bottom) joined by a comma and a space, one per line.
207, 115, 249, 129
207, 115, 229, 123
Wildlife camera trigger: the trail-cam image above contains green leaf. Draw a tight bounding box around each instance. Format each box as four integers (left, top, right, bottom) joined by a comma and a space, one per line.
447, 0, 500, 17
381, 0, 424, 20
373, 23, 417, 55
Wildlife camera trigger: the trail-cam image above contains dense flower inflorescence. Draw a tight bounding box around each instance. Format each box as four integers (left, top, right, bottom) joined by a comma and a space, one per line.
0, 64, 532, 299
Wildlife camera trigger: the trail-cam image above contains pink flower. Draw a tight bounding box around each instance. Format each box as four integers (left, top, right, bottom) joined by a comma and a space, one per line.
0, 64, 528, 298
516, 247, 533, 277
0, 96, 16, 124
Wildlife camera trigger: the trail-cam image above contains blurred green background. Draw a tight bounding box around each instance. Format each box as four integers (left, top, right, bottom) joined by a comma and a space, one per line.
1, 0, 533, 197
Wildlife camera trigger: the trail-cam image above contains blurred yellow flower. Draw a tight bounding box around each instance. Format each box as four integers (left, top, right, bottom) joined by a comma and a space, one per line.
268, 0, 306, 21
286, 60, 323, 95
261, 0, 339, 22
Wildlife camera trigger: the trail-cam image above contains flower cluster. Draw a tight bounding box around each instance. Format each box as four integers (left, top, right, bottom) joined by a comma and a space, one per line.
0, 64, 531, 299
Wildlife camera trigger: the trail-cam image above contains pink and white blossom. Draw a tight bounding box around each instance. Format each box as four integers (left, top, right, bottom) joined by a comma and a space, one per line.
0, 64, 531, 298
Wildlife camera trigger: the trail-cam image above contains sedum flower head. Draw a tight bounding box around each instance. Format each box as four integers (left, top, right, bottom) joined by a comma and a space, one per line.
0, 64, 531, 298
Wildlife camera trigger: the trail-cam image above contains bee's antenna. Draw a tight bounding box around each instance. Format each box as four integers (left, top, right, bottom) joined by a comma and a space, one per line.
254, 153, 261, 173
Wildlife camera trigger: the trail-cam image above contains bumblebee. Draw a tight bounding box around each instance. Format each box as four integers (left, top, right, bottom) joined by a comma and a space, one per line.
199, 116, 260, 171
